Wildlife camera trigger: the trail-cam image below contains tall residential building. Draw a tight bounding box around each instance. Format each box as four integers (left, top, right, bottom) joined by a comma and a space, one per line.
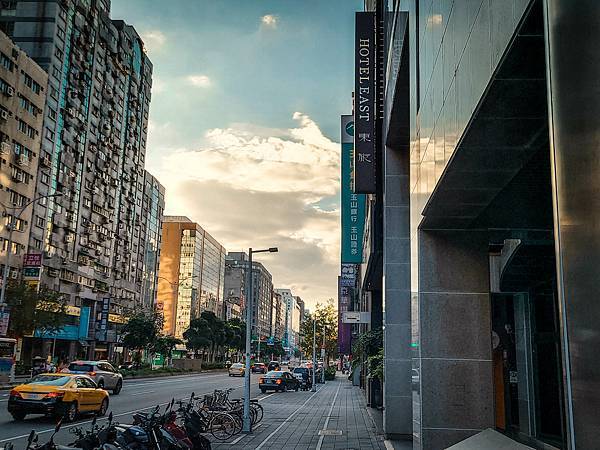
270, 290, 285, 341
0, 30, 47, 280
274, 288, 299, 351
1, 0, 160, 361
158, 217, 226, 339
358, 1, 600, 448
225, 252, 273, 338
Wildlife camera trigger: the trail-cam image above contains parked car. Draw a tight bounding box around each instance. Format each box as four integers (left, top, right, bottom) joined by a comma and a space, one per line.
228, 362, 245, 377
67, 361, 123, 395
8, 373, 109, 422
292, 367, 313, 390
267, 361, 281, 371
259, 371, 300, 393
118, 362, 142, 371
251, 362, 267, 373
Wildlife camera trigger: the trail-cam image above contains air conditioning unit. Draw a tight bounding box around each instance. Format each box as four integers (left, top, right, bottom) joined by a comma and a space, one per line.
64, 234, 74, 243
6, 86, 14, 96
41, 156, 52, 167
0, 110, 8, 120
17, 154, 28, 166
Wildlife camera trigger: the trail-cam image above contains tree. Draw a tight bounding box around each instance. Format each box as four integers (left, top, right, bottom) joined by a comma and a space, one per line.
153, 335, 183, 367
121, 311, 163, 360
299, 301, 338, 363
5, 282, 68, 339
183, 317, 212, 362
351, 327, 383, 378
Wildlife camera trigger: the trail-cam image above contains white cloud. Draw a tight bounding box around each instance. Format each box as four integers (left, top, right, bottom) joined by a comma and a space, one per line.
186, 74, 212, 88
151, 77, 166, 94
153, 113, 340, 307
141, 30, 167, 52
261, 14, 278, 28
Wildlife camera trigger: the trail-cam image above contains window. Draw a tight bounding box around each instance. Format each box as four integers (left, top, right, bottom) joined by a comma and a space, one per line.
45, 128, 55, 141
40, 172, 49, 184
35, 216, 45, 228
48, 107, 57, 121
52, 65, 60, 80
32, 238, 42, 249
54, 47, 63, 60
0, 51, 13, 71
23, 73, 41, 94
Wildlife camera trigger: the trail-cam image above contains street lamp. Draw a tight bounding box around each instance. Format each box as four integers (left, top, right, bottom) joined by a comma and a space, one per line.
243, 246, 278, 434
0, 193, 63, 312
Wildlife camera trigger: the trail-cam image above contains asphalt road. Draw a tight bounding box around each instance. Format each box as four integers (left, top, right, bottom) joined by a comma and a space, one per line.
0, 372, 263, 448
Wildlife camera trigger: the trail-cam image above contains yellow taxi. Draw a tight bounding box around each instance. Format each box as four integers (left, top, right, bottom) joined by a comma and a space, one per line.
8, 373, 109, 422
228, 362, 245, 377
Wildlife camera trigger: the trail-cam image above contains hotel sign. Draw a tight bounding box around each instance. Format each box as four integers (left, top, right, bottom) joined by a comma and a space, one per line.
354, 12, 376, 193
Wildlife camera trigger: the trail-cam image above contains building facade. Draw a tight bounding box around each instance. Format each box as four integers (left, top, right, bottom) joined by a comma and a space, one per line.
226, 252, 273, 341
140, 171, 164, 309
157, 217, 226, 339
0, 30, 47, 286
1, 0, 161, 361
357, 1, 600, 449
270, 290, 285, 341
274, 288, 300, 352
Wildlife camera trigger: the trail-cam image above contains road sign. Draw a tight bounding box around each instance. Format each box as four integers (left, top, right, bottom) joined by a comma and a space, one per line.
342, 311, 371, 324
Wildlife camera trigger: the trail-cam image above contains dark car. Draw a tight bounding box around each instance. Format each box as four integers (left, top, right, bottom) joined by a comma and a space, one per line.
267, 361, 280, 371
251, 363, 267, 374
259, 371, 299, 393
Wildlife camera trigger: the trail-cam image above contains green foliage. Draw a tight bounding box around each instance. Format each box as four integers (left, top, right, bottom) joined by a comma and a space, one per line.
121, 311, 163, 352
351, 327, 383, 378
183, 312, 246, 361
324, 366, 337, 380
5, 282, 68, 338
152, 335, 183, 365
299, 300, 338, 359
367, 348, 384, 381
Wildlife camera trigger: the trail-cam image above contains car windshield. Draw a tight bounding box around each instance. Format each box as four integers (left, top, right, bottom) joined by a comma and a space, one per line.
232, 363, 243, 368
293, 368, 308, 373
266, 371, 284, 377
69, 363, 95, 372
27, 375, 71, 386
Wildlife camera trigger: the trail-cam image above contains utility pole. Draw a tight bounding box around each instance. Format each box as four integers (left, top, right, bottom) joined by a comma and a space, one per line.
311, 318, 316, 392
322, 322, 326, 383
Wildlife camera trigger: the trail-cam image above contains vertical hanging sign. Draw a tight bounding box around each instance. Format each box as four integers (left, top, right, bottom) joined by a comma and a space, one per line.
341, 115, 366, 264
354, 12, 376, 193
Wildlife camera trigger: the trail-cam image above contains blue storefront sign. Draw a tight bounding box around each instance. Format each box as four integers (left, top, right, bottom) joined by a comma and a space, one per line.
341, 115, 366, 264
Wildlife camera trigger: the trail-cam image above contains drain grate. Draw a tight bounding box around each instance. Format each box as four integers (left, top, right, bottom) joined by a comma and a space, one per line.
318, 429, 343, 436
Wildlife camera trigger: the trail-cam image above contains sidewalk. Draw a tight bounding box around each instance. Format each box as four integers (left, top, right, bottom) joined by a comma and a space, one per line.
216, 376, 385, 450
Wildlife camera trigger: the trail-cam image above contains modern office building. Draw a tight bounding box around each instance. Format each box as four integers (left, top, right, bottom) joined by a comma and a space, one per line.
157, 216, 226, 339
1, 0, 160, 360
270, 290, 286, 341
225, 252, 273, 340
0, 30, 47, 282
356, 1, 600, 449
140, 171, 164, 309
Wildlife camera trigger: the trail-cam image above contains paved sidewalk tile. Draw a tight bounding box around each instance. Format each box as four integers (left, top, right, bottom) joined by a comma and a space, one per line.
215, 376, 385, 450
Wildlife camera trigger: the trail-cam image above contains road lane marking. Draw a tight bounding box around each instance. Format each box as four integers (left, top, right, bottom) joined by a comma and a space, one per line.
257, 392, 276, 402
130, 390, 155, 396
255, 386, 323, 450
315, 381, 342, 450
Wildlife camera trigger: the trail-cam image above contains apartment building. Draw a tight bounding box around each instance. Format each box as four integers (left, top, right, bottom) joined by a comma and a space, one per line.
1, 0, 161, 361
158, 217, 226, 339
225, 252, 273, 339
0, 30, 47, 283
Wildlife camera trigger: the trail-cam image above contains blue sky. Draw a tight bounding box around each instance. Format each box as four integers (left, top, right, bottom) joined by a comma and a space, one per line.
111, 0, 362, 306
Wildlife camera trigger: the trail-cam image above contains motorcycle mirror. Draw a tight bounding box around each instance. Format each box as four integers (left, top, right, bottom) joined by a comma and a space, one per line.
54, 419, 62, 433
27, 430, 35, 445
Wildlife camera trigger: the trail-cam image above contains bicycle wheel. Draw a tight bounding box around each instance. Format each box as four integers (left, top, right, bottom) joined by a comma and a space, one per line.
210, 412, 237, 440
251, 403, 264, 425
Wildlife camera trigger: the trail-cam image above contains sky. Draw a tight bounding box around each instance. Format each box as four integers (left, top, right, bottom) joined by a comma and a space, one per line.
111, 0, 362, 309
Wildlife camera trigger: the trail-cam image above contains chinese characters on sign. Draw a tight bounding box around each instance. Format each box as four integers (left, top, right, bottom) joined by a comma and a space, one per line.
341, 115, 366, 264
354, 12, 376, 193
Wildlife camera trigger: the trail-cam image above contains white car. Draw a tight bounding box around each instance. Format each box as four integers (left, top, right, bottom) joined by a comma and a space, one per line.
68, 360, 123, 394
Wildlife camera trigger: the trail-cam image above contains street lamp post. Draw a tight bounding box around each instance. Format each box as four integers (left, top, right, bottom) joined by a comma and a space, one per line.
243, 246, 278, 434
311, 318, 317, 392
0, 193, 63, 319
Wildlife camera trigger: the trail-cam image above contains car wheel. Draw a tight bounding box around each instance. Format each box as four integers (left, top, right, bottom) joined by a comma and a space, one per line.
62, 402, 78, 422
97, 380, 104, 389
295, 385, 299, 392
229, 374, 232, 377
112, 379, 122, 395
97, 398, 109, 416
11, 412, 26, 421
260, 388, 266, 394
